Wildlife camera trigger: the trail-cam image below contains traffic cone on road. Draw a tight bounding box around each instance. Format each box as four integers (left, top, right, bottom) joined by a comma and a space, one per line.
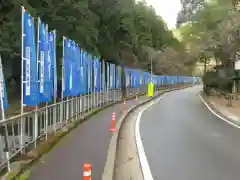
110, 112, 117, 132
83, 164, 92, 180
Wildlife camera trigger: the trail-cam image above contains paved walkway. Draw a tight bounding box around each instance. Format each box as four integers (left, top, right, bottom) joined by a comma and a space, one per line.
139, 86, 240, 180
29, 95, 149, 180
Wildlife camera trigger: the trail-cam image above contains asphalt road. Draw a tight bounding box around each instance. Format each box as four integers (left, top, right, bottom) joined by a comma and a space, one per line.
140, 86, 240, 180
29, 94, 149, 180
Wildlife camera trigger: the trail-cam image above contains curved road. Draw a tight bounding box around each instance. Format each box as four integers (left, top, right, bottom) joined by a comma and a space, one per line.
140, 86, 240, 180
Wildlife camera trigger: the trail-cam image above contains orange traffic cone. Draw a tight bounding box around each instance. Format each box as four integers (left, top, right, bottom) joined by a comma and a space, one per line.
83, 164, 92, 180
110, 112, 117, 132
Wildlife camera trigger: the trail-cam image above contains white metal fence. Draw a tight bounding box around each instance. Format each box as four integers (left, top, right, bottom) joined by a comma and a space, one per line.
0, 89, 122, 171
0, 84, 181, 172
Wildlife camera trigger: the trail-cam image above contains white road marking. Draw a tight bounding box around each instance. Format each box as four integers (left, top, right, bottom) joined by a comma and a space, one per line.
135, 94, 167, 180
199, 94, 240, 129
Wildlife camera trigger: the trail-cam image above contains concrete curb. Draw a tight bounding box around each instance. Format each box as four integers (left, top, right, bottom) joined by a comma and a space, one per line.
102, 85, 193, 180
199, 92, 240, 128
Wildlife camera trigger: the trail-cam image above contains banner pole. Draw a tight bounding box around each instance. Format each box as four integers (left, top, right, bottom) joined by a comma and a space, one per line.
93, 60, 96, 109
97, 61, 99, 107
103, 61, 105, 104
53, 29, 57, 133
102, 61, 104, 105
61, 36, 65, 128
106, 62, 109, 103
45, 24, 49, 140
34, 17, 40, 148
113, 64, 115, 102
100, 61, 101, 107
91, 59, 93, 111
20, 6, 25, 155
87, 59, 89, 112
88, 60, 90, 112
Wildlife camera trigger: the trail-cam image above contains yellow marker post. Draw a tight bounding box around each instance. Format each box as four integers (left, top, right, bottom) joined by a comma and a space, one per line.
147, 82, 154, 97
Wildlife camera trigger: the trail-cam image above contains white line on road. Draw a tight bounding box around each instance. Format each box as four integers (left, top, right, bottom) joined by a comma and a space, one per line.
135, 94, 167, 180
199, 94, 240, 129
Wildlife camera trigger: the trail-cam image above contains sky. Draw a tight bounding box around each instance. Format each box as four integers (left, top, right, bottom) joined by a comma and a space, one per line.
142, 0, 182, 29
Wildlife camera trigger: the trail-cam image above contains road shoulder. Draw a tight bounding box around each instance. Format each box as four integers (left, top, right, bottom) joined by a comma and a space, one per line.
114, 109, 143, 180
200, 91, 240, 127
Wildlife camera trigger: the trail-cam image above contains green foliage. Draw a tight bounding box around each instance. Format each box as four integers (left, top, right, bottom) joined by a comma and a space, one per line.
0, 0, 192, 91
178, 0, 240, 68
177, 0, 240, 90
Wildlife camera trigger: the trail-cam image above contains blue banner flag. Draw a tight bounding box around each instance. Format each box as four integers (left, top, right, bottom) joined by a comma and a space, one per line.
68, 40, 75, 96
75, 44, 81, 96
0, 55, 8, 110
117, 66, 121, 89
87, 56, 93, 93
79, 49, 84, 95
22, 8, 39, 106
101, 61, 105, 92
62, 37, 72, 97
83, 52, 88, 94
38, 19, 51, 103
124, 68, 130, 87
70, 42, 79, 96
48, 30, 56, 99
97, 60, 101, 92
110, 64, 115, 89
93, 58, 100, 92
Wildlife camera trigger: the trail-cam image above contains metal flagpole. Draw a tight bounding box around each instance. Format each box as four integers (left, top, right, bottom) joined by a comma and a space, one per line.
113, 64, 115, 102
71, 44, 75, 121
45, 24, 49, 140
80, 53, 83, 114
89, 59, 91, 111
91, 59, 93, 111
98, 61, 100, 107
102, 60, 106, 105
80, 52, 83, 116
87, 58, 90, 111
96, 60, 98, 107
117, 66, 119, 101
20, 6, 25, 155
88, 58, 90, 112
97, 61, 99, 107
112, 64, 114, 102
67, 62, 72, 124
100, 61, 102, 106
34, 17, 40, 148
53, 30, 57, 132
61, 36, 65, 128
93, 60, 96, 109
106, 62, 109, 103
104, 61, 106, 104
102, 61, 105, 105
96, 60, 98, 108
98, 60, 100, 107
0, 55, 10, 172
119, 67, 121, 100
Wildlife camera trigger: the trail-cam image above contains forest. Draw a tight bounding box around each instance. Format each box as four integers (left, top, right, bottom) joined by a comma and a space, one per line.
0, 0, 190, 84
1, 0, 239, 103
177, 0, 240, 92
